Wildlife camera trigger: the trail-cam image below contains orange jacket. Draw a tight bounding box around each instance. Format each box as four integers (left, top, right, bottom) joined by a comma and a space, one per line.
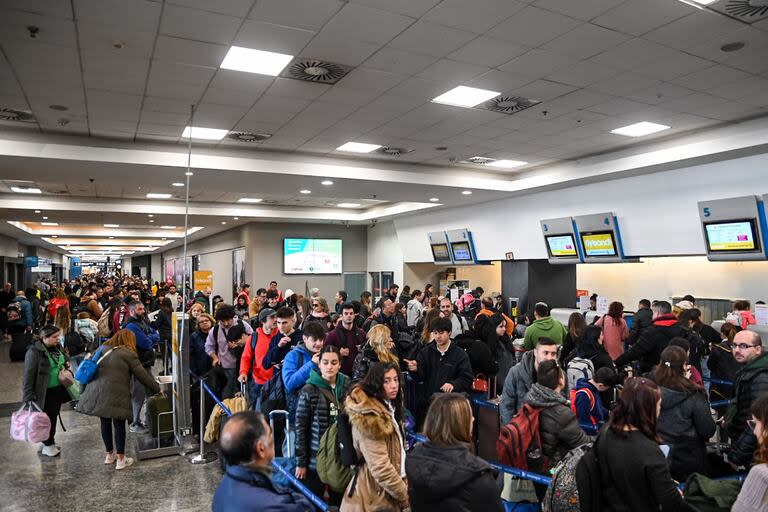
475, 308, 515, 337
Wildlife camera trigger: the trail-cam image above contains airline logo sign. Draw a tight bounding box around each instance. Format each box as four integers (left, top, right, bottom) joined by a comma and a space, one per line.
193, 270, 213, 292
582, 233, 616, 256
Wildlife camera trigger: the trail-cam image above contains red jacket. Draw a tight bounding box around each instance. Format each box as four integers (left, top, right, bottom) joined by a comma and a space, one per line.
239, 327, 275, 384
48, 298, 69, 321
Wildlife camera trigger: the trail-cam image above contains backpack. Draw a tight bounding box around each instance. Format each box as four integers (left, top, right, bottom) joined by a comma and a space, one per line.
542, 443, 593, 512
63, 331, 87, 357
566, 355, 595, 390
569, 388, 596, 425
97, 307, 111, 338
71, 302, 89, 317
259, 351, 304, 417
497, 403, 547, 472
315, 387, 356, 493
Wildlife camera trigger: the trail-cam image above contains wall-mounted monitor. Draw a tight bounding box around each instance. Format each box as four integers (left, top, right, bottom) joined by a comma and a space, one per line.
430, 243, 451, 263
545, 234, 578, 258
580, 231, 618, 257
446, 229, 478, 265
283, 238, 342, 274
451, 241, 473, 261
704, 219, 760, 253
540, 217, 582, 264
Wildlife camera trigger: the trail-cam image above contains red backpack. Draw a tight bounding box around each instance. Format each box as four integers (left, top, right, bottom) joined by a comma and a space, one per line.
497, 403, 547, 472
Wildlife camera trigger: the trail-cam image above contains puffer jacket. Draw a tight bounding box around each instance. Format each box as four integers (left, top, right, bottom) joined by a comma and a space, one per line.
76, 345, 160, 420
406, 441, 503, 512
295, 370, 350, 470
615, 315, 699, 373
523, 383, 592, 466
352, 343, 381, 382
454, 333, 499, 377
726, 353, 768, 466
22, 341, 60, 409
340, 387, 408, 512
657, 386, 716, 481
500, 350, 535, 425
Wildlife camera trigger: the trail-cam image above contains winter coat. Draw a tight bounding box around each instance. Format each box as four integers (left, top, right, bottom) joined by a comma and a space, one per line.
411, 341, 473, 410
475, 308, 516, 337
595, 315, 629, 360
614, 315, 695, 373
352, 343, 381, 383
152, 309, 172, 342
295, 370, 350, 470
189, 329, 213, 381
500, 350, 535, 425
369, 313, 401, 342
726, 352, 768, 466
281, 343, 315, 421
341, 387, 408, 512
325, 324, 367, 377
239, 327, 275, 385
406, 441, 503, 512
262, 329, 304, 369
406, 300, 423, 327
212, 464, 314, 512
708, 340, 741, 406
124, 315, 160, 351
628, 307, 653, 345
573, 378, 609, 426
454, 334, 499, 377
22, 341, 63, 409
564, 343, 615, 374
303, 312, 333, 332
523, 383, 592, 466
204, 396, 248, 443
657, 386, 716, 481
77, 346, 160, 420
10, 296, 33, 328
523, 316, 567, 350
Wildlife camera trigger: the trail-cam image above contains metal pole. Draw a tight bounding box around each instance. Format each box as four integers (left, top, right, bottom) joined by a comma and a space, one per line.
189, 376, 217, 464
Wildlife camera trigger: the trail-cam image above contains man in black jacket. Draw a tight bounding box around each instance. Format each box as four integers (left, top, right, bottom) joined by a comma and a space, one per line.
0, 282, 14, 336
628, 299, 653, 345
405, 317, 473, 424
726, 330, 768, 467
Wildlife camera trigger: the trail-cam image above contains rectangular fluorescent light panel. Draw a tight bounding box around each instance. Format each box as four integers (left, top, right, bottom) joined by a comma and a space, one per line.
689, 0, 717, 4
336, 203, 361, 208
432, 86, 500, 108
41, 222, 59, 226
160, 225, 177, 229
488, 159, 528, 169
103, 224, 119, 228
237, 198, 263, 203
146, 193, 172, 199
220, 46, 294, 76
181, 126, 229, 140
11, 186, 42, 194
336, 142, 382, 153
611, 121, 671, 137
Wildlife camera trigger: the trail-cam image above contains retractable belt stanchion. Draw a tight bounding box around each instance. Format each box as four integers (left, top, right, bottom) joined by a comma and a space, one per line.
189, 375, 217, 465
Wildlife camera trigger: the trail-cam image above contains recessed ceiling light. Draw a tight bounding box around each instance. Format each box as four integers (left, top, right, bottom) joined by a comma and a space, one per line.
611, 121, 671, 137
149, 220, 155, 223
321, 180, 334, 186
162, 237, 167, 240
34, 210, 41, 213
221, 221, 227, 225
220, 46, 293, 76
109, 236, 114, 239
171, 182, 184, 187
185, 171, 194, 176
42, 216, 49, 220
11, 186, 42, 194
336, 203, 361, 208
300, 189, 311, 194
488, 159, 528, 169
336, 142, 382, 153
104, 224, 119, 228
233, 217, 239, 220
41, 222, 59, 226
432, 86, 500, 108
462, 190, 473, 195
181, 126, 228, 140
148, 214, 154, 217
429, 197, 439, 202
50, 235, 58, 238
160, 225, 176, 229
146, 193, 172, 199
237, 198, 263, 203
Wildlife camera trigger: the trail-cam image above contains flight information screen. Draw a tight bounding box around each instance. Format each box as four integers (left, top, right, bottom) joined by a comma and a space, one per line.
705, 220, 758, 252
283, 238, 343, 274
545, 234, 578, 258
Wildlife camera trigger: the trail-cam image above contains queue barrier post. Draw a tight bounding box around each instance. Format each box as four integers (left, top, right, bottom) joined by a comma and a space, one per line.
703, 377, 734, 387
189, 375, 218, 465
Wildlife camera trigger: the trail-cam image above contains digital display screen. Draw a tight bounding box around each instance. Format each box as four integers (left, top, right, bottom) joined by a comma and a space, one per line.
451, 241, 473, 261
580, 231, 618, 257
545, 235, 578, 258
283, 238, 343, 274
704, 220, 759, 252
431, 243, 452, 263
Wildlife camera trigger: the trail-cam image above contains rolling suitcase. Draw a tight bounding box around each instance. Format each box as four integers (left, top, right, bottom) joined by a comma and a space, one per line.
10, 333, 34, 362
270, 409, 296, 488
146, 394, 173, 444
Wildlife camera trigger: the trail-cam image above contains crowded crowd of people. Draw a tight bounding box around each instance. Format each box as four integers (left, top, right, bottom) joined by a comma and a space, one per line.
5, 275, 767, 510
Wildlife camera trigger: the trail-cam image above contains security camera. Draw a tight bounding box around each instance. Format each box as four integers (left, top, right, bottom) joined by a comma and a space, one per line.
370, 219, 377, 228
27, 26, 39, 38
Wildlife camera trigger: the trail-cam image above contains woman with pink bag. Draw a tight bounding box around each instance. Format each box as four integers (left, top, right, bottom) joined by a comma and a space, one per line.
22, 324, 71, 457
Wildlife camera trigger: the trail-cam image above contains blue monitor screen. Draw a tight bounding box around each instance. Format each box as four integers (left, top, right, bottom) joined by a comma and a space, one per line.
451, 241, 473, 261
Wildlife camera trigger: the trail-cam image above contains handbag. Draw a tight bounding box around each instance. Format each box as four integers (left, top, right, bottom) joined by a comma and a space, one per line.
472, 373, 489, 393
74, 347, 115, 385
10, 402, 51, 443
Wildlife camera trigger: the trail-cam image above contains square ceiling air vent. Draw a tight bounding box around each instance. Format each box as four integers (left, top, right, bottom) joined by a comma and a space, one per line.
477, 96, 541, 115
280, 58, 352, 85
710, 0, 768, 23
227, 131, 272, 142
463, 156, 495, 165
0, 107, 36, 122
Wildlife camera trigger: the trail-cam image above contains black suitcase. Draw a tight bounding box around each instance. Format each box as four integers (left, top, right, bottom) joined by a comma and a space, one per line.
10, 333, 33, 362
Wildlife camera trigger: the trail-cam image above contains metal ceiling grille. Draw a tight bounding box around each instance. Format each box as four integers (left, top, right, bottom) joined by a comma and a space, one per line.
0, 107, 36, 122
281, 58, 351, 84
477, 96, 541, 115
377, 146, 413, 157
724, 0, 768, 19
465, 156, 495, 165
226, 131, 272, 142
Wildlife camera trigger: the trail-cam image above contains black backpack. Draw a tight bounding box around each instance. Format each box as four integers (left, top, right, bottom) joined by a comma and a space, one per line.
63, 331, 87, 357
574, 436, 604, 512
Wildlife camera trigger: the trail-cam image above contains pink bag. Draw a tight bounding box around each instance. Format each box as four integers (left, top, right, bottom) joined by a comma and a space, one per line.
10, 402, 51, 443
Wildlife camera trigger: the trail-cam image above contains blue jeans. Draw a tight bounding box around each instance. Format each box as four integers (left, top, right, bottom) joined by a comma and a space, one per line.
100, 417, 127, 454
247, 380, 263, 411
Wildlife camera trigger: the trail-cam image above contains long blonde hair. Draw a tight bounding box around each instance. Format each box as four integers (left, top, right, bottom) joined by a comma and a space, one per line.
367, 324, 399, 364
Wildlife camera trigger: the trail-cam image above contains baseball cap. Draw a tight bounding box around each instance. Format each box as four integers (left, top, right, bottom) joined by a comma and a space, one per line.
258, 307, 277, 323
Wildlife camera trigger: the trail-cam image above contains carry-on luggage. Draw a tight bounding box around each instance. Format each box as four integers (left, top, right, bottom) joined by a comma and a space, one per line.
146, 394, 173, 444
10, 333, 33, 362
10, 402, 51, 443
270, 409, 295, 488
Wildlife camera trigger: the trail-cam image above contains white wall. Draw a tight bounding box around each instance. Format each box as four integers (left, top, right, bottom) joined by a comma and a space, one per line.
0, 234, 21, 257
151, 253, 162, 283
198, 249, 236, 300
393, 152, 768, 262
577, 256, 768, 308
367, 221, 404, 288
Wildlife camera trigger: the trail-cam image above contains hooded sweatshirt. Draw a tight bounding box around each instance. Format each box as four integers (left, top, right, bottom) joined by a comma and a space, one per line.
405, 441, 503, 512
523, 316, 567, 350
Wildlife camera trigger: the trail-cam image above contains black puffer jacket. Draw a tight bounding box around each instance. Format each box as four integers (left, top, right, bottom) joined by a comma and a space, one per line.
708, 340, 741, 407
615, 316, 697, 373
406, 441, 503, 512
454, 333, 499, 377
294, 370, 350, 470
523, 383, 592, 466
727, 353, 768, 466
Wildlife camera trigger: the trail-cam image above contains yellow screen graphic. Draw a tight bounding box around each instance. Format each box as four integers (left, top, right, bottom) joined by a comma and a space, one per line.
582, 233, 616, 256
547, 236, 577, 257
706, 222, 756, 251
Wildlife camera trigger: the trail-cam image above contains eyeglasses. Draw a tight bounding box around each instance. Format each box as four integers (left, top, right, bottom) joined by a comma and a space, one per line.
734, 343, 759, 350
312, 303, 320, 307
748, 419, 757, 432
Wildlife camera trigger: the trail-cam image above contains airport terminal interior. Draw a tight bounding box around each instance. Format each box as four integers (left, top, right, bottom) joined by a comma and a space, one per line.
1, 0, 768, 511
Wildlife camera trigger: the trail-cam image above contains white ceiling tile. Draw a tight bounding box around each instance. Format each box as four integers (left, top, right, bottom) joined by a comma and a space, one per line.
82, 70, 147, 96
90, 129, 134, 140
86, 90, 142, 114
632, 50, 712, 80
0, 93, 29, 110
586, 97, 652, 116
300, 33, 380, 66
73, 0, 161, 31
363, 48, 438, 76
508, 79, 577, 102
671, 65, 753, 93
153, 36, 229, 68
2, 0, 73, 19
234, 20, 315, 54
230, 120, 283, 134
465, 70, 532, 93
545, 60, 621, 87
318, 3, 414, 46
264, 78, 332, 100
250, 0, 343, 31
448, 37, 530, 68
386, 76, 447, 100
592, 0, 694, 35
533, 0, 625, 21
687, 28, 768, 75
624, 82, 696, 105
388, 21, 477, 58
143, 97, 194, 114
588, 72, 658, 96
145, 79, 208, 101
422, 0, 526, 33
697, 101, 762, 122
710, 76, 768, 106
200, 87, 263, 108
348, 0, 441, 18
89, 120, 137, 133
498, 48, 578, 78
487, 7, 582, 47
148, 61, 216, 86
207, 69, 274, 92
136, 122, 185, 137
318, 87, 381, 107
140, 110, 190, 126
77, 23, 156, 60
192, 103, 245, 127
588, 37, 672, 71
167, 0, 255, 17
160, 4, 242, 45
542, 23, 632, 60
333, 68, 407, 92
643, 11, 744, 53
0, 10, 77, 47
415, 59, 491, 87
660, 92, 753, 118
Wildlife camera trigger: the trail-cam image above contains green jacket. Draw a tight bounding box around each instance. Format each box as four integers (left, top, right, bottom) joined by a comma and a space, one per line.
523, 316, 567, 350
306, 369, 348, 403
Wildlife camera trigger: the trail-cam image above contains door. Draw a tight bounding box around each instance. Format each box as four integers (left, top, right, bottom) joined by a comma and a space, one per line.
343, 272, 367, 303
